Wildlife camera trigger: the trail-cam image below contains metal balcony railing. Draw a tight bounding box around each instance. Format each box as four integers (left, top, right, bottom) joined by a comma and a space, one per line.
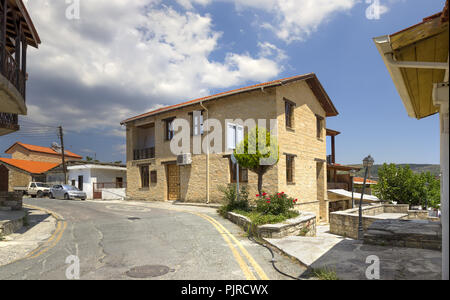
1, 47, 26, 100
0, 112, 19, 130
133, 147, 155, 160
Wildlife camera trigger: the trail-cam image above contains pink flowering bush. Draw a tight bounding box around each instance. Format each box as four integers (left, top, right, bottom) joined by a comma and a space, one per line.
255, 192, 297, 215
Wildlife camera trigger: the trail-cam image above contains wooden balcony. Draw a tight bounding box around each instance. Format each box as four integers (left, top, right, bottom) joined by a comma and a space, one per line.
0, 112, 19, 136
0, 0, 41, 116
133, 147, 155, 160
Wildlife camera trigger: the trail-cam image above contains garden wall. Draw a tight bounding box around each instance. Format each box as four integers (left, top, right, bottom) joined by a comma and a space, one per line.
0, 191, 22, 211
226, 211, 316, 238
330, 204, 436, 239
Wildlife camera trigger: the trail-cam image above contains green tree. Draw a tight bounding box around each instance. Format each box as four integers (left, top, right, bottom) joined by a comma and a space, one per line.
233, 126, 279, 195
373, 163, 440, 208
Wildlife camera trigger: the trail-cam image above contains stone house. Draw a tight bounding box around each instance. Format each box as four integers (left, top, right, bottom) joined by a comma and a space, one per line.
0, 142, 82, 192
121, 73, 339, 222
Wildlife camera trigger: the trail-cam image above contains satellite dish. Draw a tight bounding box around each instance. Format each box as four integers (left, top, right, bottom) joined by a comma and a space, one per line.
51, 142, 62, 153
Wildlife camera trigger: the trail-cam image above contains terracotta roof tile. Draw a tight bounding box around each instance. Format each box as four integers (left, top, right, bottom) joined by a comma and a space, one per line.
353, 177, 378, 185
121, 73, 338, 124
0, 158, 59, 174
5, 142, 82, 159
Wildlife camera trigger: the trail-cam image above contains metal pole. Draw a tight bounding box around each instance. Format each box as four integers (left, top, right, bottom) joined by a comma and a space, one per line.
58, 126, 67, 184
351, 176, 355, 209
358, 167, 369, 240
236, 162, 240, 202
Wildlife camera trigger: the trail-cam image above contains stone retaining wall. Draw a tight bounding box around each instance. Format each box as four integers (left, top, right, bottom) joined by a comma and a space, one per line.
226, 211, 316, 238
330, 204, 432, 240
0, 192, 23, 211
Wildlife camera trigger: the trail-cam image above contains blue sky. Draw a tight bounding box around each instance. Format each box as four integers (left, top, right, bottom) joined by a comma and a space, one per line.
0, 0, 445, 165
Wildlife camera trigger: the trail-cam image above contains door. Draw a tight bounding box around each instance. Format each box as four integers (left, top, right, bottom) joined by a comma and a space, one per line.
116, 177, 123, 188
93, 183, 102, 199
0, 165, 8, 191
167, 164, 180, 201
78, 176, 83, 191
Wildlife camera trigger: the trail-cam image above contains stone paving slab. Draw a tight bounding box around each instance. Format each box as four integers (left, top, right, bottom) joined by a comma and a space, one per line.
264, 225, 442, 280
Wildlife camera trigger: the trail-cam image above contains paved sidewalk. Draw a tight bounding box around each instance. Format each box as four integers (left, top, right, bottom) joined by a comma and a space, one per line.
0, 207, 57, 266
265, 225, 442, 280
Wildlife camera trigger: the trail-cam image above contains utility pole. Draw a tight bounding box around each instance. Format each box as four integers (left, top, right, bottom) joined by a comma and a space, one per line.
58, 126, 67, 184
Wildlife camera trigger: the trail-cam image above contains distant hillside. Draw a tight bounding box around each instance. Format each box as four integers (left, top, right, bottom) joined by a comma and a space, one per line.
346, 164, 441, 179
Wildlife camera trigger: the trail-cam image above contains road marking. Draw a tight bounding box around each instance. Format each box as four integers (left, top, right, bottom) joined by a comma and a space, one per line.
27, 221, 67, 259
20, 204, 67, 260
197, 213, 270, 280
192, 212, 256, 280
101, 202, 271, 280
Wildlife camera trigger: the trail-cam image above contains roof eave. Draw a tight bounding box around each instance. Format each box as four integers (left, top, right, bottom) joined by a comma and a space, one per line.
121, 73, 339, 125
373, 35, 418, 119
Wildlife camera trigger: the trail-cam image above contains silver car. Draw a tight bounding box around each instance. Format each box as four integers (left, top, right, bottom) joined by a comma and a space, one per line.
50, 184, 87, 201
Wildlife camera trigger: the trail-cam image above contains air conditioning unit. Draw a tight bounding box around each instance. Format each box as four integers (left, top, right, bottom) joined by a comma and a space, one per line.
177, 153, 192, 165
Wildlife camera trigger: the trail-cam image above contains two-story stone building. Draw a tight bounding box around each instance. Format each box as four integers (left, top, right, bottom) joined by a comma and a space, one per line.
121, 73, 339, 222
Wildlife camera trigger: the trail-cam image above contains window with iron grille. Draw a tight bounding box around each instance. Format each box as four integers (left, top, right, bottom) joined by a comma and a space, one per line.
284, 99, 295, 129
286, 154, 295, 184
164, 118, 175, 141
140, 165, 149, 188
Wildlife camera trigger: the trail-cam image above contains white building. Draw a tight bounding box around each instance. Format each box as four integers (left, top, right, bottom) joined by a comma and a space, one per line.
46, 162, 127, 200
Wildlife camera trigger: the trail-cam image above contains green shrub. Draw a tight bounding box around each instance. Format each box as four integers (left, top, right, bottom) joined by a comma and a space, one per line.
218, 184, 250, 216
311, 268, 339, 280
234, 210, 299, 226
255, 192, 297, 215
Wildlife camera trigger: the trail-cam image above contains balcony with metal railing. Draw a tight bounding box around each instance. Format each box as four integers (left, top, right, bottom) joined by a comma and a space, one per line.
0, 112, 19, 136
0, 0, 41, 117
133, 147, 155, 160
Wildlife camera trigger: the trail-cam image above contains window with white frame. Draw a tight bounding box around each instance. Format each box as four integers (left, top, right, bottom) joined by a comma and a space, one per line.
192, 111, 204, 136
227, 123, 244, 150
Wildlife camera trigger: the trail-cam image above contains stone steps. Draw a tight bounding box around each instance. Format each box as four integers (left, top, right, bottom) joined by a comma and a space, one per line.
364, 219, 442, 251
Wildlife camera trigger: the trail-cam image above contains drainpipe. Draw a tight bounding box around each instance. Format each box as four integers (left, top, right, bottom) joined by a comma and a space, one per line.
200, 101, 210, 204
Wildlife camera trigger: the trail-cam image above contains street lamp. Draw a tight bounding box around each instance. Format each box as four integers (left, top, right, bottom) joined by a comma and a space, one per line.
358, 155, 374, 240
350, 169, 357, 209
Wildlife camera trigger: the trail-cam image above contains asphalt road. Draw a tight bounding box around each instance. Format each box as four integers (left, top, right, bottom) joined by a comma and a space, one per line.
0, 198, 306, 280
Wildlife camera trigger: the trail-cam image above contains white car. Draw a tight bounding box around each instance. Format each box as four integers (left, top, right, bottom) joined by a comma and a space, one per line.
50, 185, 87, 201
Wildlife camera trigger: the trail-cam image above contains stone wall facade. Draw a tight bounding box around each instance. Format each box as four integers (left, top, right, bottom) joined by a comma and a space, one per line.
125, 80, 330, 220
7, 168, 31, 192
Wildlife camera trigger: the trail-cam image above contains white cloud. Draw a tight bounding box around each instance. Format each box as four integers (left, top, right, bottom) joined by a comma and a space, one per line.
24, 1, 282, 134
176, 0, 212, 10
228, 0, 360, 42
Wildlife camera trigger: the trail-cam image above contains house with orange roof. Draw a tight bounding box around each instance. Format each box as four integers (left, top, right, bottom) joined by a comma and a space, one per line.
0, 158, 59, 192
0, 142, 81, 192
5, 142, 82, 164
121, 73, 340, 222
